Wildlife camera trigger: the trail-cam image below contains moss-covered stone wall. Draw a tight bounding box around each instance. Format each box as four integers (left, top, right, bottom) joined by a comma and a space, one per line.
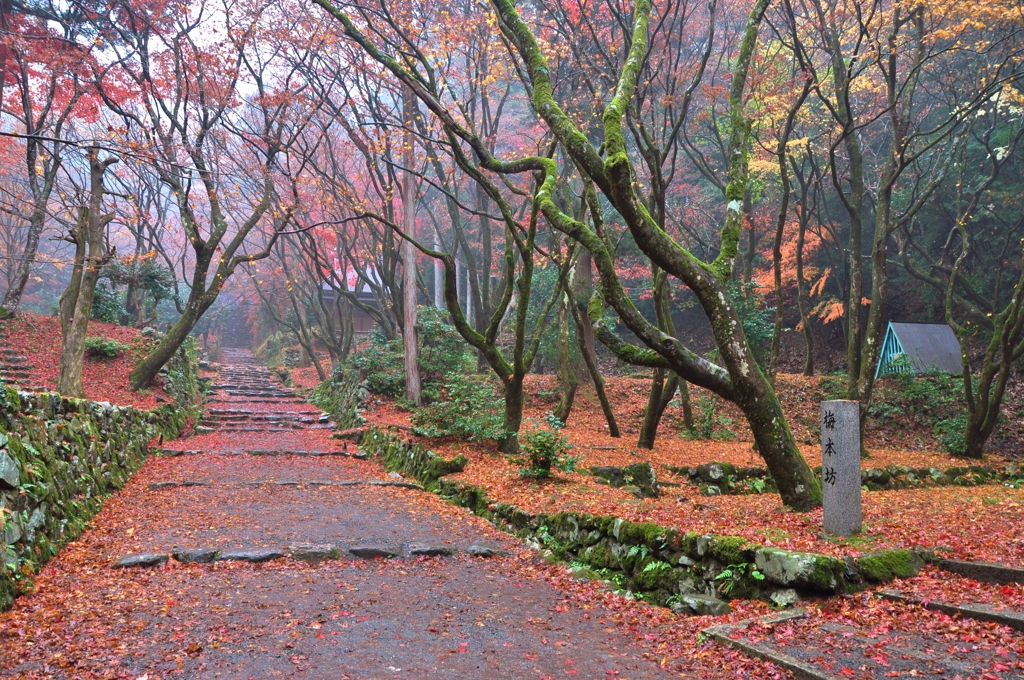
0, 341, 199, 610
360, 426, 923, 610
310, 368, 367, 431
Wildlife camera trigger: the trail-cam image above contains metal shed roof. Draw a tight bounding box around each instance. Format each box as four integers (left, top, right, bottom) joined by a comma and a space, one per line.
881, 322, 963, 376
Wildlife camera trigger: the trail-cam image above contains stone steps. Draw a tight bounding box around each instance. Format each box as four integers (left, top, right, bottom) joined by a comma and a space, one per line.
198, 348, 332, 436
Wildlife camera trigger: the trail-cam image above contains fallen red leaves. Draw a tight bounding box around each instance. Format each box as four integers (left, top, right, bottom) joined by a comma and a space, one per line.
365, 374, 1024, 563
0, 313, 170, 409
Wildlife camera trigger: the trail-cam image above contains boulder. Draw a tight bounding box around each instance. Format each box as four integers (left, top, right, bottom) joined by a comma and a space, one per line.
769, 588, 800, 608
855, 549, 923, 583
590, 462, 659, 497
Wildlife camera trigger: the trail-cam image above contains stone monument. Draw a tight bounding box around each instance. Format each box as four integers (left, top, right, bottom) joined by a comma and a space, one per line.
821, 400, 861, 536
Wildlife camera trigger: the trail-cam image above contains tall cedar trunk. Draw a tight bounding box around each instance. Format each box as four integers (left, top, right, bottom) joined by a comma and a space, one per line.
553, 290, 578, 423
795, 206, 814, 376
568, 255, 619, 435
58, 148, 117, 397
433, 235, 443, 307
476, 184, 491, 372
402, 85, 422, 405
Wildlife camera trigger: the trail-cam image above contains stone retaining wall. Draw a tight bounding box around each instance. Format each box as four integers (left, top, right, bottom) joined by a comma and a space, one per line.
359, 426, 923, 611
0, 344, 199, 610
678, 460, 1024, 496
310, 369, 367, 431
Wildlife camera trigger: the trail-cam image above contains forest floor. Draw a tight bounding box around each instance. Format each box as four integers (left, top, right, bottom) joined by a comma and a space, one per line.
2, 347, 1022, 678
0, 313, 172, 410
362, 374, 1024, 564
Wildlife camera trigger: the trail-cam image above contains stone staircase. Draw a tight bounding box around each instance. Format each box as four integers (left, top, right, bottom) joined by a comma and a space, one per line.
199, 348, 330, 434
0, 344, 47, 392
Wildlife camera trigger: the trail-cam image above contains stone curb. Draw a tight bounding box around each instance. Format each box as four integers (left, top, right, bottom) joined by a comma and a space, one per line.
146, 479, 424, 491
879, 590, 1024, 632
156, 449, 358, 457
702, 609, 838, 680
111, 541, 483, 567
937, 558, 1024, 584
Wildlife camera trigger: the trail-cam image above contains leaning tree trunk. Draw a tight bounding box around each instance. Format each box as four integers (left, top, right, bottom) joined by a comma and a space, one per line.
131, 304, 201, 388
638, 267, 679, 449
638, 368, 667, 449
0, 204, 47, 319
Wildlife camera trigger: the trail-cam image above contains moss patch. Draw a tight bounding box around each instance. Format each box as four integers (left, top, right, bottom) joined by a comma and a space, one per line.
856, 549, 923, 583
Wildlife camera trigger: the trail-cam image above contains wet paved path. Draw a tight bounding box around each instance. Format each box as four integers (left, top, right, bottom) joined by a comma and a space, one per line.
0, 350, 673, 679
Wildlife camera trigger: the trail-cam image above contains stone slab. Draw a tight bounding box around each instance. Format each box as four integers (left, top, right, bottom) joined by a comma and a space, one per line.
173, 548, 219, 564
880, 589, 1024, 632
349, 545, 401, 559
938, 558, 1024, 584
467, 543, 508, 558
703, 610, 831, 680
408, 544, 456, 557
289, 544, 340, 564
216, 549, 285, 563
113, 553, 169, 568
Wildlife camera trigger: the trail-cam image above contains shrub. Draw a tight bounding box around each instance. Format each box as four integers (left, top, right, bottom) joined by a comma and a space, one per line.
352, 308, 471, 398
684, 395, 736, 441
352, 331, 406, 397
416, 306, 472, 379
411, 371, 504, 441
89, 282, 124, 324
519, 414, 577, 478
84, 336, 128, 358
936, 413, 969, 456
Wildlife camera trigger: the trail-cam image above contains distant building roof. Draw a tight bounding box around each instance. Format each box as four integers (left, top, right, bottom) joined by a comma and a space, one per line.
875, 322, 963, 377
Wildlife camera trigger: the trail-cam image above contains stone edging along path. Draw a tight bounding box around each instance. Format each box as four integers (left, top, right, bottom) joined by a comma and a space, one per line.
113, 541, 508, 569
355, 426, 936, 615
